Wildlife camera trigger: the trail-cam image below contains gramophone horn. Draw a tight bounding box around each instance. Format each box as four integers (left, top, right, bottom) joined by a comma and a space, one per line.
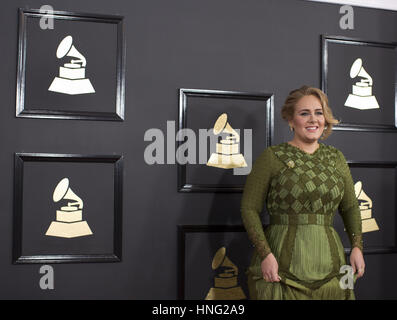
56, 35, 87, 67
213, 114, 228, 135
354, 181, 372, 209
212, 247, 226, 270
211, 247, 238, 276
53, 178, 83, 209
212, 113, 240, 142
53, 178, 70, 202
350, 58, 372, 85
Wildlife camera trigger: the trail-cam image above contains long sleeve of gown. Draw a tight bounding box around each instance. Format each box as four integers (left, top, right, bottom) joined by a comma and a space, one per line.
241, 148, 274, 260
336, 150, 364, 252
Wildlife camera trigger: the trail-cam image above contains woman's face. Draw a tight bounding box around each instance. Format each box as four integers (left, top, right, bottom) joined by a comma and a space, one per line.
289, 95, 326, 143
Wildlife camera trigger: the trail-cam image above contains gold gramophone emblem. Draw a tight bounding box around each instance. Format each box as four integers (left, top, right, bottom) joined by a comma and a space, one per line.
206, 113, 247, 169
205, 247, 246, 300
48, 35, 95, 95
354, 181, 379, 233
45, 178, 93, 238
344, 58, 379, 110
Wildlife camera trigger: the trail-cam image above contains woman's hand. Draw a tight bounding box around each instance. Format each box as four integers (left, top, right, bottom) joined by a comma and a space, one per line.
261, 253, 281, 282
350, 247, 365, 279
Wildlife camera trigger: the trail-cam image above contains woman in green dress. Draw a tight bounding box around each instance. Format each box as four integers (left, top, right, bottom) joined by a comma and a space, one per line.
241, 86, 365, 300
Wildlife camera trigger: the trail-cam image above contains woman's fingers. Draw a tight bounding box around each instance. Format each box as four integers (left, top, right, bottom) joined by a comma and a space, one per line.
356, 266, 365, 278
350, 248, 365, 280
352, 261, 365, 279
271, 273, 280, 282
352, 259, 365, 279
261, 254, 281, 282
263, 272, 281, 282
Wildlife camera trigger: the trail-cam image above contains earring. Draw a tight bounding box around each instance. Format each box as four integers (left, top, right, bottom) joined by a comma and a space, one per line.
289, 126, 294, 132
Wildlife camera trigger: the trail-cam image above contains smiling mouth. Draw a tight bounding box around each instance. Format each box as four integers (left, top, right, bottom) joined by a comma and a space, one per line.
306, 126, 318, 131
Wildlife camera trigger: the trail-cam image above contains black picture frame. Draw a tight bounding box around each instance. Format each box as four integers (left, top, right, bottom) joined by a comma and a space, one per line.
16, 8, 125, 121
177, 225, 251, 300
321, 35, 397, 132
178, 88, 274, 193
336, 160, 397, 254
13, 153, 123, 264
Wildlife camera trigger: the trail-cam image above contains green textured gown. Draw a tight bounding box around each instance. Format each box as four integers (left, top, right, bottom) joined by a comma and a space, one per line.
241, 142, 363, 300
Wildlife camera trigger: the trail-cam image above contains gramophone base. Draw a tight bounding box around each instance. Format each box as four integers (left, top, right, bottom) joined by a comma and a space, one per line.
360, 208, 372, 220
45, 221, 93, 238
205, 286, 246, 300
362, 218, 379, 233
214, 275, 237, 288
48, 77, 95, 95
344, 94, 379, 110
206, 153, 247, 169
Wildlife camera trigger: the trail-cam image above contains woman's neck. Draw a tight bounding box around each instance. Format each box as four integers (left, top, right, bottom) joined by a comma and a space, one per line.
288, 139, 319, 154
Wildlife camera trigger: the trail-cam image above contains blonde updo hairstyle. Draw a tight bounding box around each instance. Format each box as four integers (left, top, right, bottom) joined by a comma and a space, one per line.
281, 85, 340, 140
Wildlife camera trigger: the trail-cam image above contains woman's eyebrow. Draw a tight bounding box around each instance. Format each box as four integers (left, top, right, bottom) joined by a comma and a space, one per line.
297, 108, 323, 111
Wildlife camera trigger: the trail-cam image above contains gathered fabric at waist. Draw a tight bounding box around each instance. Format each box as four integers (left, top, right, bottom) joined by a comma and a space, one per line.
269, 213, 333, 226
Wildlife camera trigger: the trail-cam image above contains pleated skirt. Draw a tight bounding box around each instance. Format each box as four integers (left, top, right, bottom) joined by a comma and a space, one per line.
246, 224, 358, 300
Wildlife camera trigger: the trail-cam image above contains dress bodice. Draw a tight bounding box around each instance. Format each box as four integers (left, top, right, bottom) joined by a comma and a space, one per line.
266, 142, 345, 218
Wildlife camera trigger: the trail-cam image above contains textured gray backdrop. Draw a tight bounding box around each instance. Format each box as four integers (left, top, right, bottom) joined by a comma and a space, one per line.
0, 0, 396, 299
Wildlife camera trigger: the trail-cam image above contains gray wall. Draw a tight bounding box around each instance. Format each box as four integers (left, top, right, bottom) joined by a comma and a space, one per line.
0, 0, 396, 299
